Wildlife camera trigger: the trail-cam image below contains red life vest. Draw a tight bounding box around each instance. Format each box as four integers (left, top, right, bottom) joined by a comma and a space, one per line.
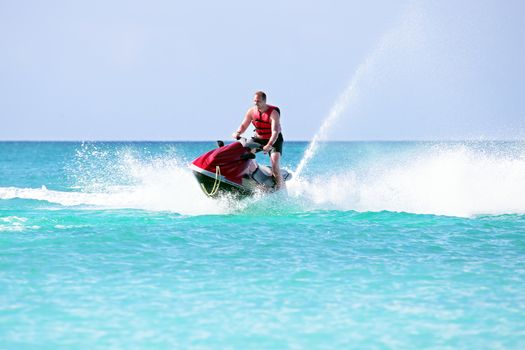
251, 105, 280, 139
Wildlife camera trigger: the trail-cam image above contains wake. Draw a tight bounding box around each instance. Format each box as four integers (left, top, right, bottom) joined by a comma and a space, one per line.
2, 143, 525, 217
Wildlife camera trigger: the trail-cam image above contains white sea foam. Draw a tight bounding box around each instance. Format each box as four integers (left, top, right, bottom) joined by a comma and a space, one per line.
1, 144, 524, 217
288, 145, 525, 217
0, 216, 40, 232
0, 152, 230, 215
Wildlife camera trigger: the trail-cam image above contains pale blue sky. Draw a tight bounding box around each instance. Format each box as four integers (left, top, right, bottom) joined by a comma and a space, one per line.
1, 0, 524, 140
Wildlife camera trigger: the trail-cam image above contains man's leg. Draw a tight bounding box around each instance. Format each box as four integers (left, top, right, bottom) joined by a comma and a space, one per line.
270, 151, 285, 190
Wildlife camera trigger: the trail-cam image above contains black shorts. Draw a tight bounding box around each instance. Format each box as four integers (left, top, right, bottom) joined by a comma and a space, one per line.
250, 133, 284, 155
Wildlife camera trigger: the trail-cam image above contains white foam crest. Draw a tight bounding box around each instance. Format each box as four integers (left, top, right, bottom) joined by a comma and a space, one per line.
0, 152, 232, 215
0, 216, 39, 232
294, 3, 425, 179
106, 153, 231, 215
289, 146, 525, 217
4, 143, 525, 217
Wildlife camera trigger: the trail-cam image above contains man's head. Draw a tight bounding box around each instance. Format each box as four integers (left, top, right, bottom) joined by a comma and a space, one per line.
253, 91, 267, 110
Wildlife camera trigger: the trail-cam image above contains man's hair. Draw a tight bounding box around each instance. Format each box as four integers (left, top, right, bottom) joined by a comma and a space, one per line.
254, 91, 267, 101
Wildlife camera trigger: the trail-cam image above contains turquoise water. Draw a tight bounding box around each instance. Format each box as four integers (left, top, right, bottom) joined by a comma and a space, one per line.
1, 141, 525, 349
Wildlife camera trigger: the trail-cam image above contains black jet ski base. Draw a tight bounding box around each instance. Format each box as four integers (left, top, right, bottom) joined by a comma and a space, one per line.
192, 170, 252, 197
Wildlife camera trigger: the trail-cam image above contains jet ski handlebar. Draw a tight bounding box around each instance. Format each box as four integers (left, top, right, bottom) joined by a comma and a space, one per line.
236, 137, 263, 153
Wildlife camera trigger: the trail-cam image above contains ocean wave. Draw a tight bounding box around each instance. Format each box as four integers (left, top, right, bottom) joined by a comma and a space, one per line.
2, 143, 524, 218
288, 144, 525, 217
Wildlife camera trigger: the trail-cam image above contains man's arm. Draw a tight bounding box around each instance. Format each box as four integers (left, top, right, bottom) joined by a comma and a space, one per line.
263, 110, 281, 153
232, 108, 253, 139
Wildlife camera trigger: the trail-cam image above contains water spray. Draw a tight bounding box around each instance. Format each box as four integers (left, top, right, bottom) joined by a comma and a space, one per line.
293, 4, 424, 180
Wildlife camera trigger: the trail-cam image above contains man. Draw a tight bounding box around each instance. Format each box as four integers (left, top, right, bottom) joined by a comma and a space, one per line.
232, 91, 285, 189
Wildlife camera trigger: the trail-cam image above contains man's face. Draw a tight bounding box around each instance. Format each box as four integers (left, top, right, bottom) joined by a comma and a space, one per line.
253, 95, 265, 109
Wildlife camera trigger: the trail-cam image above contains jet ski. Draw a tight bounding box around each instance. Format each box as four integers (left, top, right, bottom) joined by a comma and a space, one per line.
190, 138, 291, 197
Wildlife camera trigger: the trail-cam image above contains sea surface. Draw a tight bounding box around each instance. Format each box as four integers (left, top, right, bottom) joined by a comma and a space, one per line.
1, 141, 524, 349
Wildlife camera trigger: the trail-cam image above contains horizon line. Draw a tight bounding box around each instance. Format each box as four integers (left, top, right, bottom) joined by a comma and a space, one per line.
0, 139, 524, 143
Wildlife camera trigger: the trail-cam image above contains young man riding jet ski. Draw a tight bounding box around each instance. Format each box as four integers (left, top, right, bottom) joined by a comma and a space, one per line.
190, 92, 289, 197
232, 91, 285, 190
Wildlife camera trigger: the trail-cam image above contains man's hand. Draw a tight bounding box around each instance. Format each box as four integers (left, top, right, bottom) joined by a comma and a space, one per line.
232, 131, 241, 139
263, 144, 272, 154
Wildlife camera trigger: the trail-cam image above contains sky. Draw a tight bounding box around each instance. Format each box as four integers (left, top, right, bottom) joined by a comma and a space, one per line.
0, 0, 524, 141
